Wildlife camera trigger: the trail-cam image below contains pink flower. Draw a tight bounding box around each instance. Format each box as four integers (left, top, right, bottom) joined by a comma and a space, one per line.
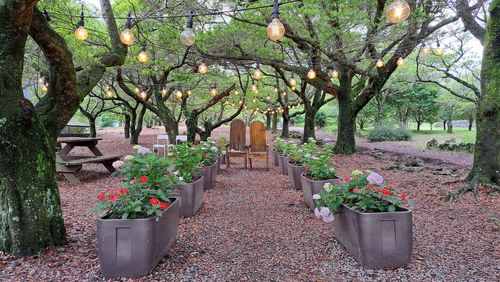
343, 177, 351, 183
322, 213, 335, 223
401, 193, 408, 200
130, 179, 135, 184
367, 172, 384, 185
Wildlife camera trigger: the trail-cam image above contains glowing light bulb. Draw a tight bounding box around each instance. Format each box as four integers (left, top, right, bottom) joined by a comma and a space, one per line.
253, 98, 257, 103
307, 68, 316, 80
267, 17, 286, 42
198, 63, 208, 74
397, 57, 405, 66
239, 100, 243, 104
175, 90, 183, 99
253, 68, 263, 80
376, 59, 385, 68
234, 90, 239, 95
120, 29, 135, 45
74, 26, 88, 41
422, 46, 431, 55
137, 50, 149, 63
134, 87, 140, 94
274, 87, 278, 93
282, 92, 287, 96
211, 87, 217, 97
290, 78, 297, 86
434, 47, 444, 56
291, 86, 296, 91
161, 88, 168, 96
180, 12, 195, 47
387, 0, 410, 24
266, 95, 271, 100
187, 89, 192, 96
140, 91, 147, 99
106, 87, 113, 98
330, 69, 339, 78
252, 84, 259, 93
41, 84, 48, 93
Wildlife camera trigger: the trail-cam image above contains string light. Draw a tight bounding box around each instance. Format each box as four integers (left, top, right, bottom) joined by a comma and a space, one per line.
175, 89, 183, 99
253, 98, 257, 103
274, 87, 278, 93
120, 12, 135, 46
41, 84, 48, 93
266, 95, 271, 100
291, 86, 296, 91
180, 11, 195, 47
211, 85, 217, 96
187, 89, 192, 96
234, 90, 239, 95
434, 39, 444, 56
239, 100, 243, 104
422, 43, 431, 55
252, 83, 259, 93
140, 90, 147, 99
330, 69, 339, 78
376, 59, 385, 68
397, 57, 405, 66
290, 76, 297, 87
253, 63, 263, 80
387, 0, 410, 24
307, 68, 316, 80
134, 87, 140, 94
106, 86, 113, 98
161, 88, 168, 96
137, 41, 149, 63
198, 62, 208, 74
282, 91, 287, 96
74, 7, 88, 41
267, 0, 285, 41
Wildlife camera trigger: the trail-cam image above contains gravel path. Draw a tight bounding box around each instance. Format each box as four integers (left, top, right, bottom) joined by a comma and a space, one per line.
0, 128, 498, 281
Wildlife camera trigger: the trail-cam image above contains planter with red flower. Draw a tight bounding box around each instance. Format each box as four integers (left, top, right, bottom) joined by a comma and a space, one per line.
167, 143, 205, 217
199, 140, 220, 190
300, 145, 339, 211
314, 170, 413, 269
95, 147, 179, 278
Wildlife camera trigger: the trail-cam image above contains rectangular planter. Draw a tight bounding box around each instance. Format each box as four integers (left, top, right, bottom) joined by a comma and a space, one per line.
97, 198, 180, 279
278, 155, 289, 175
300, 174, 340, 211
287, 162, 304, 190
203, 158, 218, 190
272, 150, 280, 166
171, 176, 204, 217
333, 204, 413, 269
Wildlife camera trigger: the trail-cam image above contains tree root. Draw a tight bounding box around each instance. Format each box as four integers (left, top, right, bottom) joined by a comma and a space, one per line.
445, 178, 500, 202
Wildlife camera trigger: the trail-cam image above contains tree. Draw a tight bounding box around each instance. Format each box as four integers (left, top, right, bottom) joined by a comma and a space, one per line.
79, 91, 118, 137
409, 84, 440, 131
0, 0, 127, 256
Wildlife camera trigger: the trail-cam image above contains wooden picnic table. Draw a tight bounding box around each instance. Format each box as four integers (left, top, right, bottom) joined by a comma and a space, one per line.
56, 137, 121, 184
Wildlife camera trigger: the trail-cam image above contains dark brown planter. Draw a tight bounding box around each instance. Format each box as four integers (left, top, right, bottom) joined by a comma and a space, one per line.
278, 155, 289, 175
300, 174, 340, 211
203, 159, 218, 190
272, 150, 280, 166
333, 204, 413, 269
171, 176, 204, 217
97, 198, 180, 279
287, 162, 304, 190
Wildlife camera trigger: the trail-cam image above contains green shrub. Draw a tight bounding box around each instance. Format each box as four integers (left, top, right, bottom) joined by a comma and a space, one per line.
367, 126, 412, 142
315, 112, 328, 128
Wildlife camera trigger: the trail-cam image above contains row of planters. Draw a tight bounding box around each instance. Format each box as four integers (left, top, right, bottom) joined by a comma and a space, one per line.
273, 138, 414, 269
94, 139, 226, 278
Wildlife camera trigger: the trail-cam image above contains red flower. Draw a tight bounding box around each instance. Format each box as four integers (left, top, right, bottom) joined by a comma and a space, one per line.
303, 166, 309, 171
97, 193, 106, 201
343, 177, 351, 183
401, 193, 408, 200
370, 187, 379, 192
380, 189, 391, 197
159, 202, 169, 210
109, 195, 119, 202
119, 189, 129, 195
200, 164, 205, 168
150, 198, 160, 206
352, 188, 360, 193
130, 179, 135, 184
139, 176, 148, 183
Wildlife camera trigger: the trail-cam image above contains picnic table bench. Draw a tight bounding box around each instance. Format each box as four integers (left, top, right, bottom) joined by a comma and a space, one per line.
56, 137, 121, 184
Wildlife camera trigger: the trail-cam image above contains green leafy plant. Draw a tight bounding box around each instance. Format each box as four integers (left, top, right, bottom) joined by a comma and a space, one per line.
303, 144, 337, 180
288, 138, 318, 165
273, 137, 286, 152
167, 143, 203, 183
367, 126, 412, 142
198, 138, 220, 166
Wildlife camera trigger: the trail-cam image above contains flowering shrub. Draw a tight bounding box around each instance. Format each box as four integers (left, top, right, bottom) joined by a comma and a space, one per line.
198, 139, 220, 166
314, 170, 413, 222
95, 145, 175, 219
167, 143, 203, 183
273, 138, 286, 153
288, 138, 318, 165
216, 136, 228, 155
303, 144, 337, 180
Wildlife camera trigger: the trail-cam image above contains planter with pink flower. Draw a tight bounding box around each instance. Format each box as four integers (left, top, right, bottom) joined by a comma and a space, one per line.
168, 143, 205, 217
314, 170, 413, 269
95, 147, 179, 278
300, 144, 339, 210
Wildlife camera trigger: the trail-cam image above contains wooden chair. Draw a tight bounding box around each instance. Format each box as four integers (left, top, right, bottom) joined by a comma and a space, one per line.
226, 119, 247, 169
247, 120, 269, 170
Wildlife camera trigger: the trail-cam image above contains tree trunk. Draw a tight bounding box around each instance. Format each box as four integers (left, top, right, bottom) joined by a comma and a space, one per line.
447, 119, 453, 133
467, 2, 500, 186
334, 92, 356, 154
443, 120, 447, 131
88, 117, 97, 138
430, 122, 433, 131
281, 113, 289, 138
302, 109, 316, 142
417, 122, 421, 131
124, 113, 130, 139
0, 1, 67, 256
186, 112, 198, 143
468, 118, 473, 131
265, 112, 271, 129
272, 113, 278, 132
130, 106, 146, 145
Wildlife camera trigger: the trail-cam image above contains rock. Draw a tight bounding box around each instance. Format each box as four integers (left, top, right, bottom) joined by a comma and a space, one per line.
403, 167, 425, 172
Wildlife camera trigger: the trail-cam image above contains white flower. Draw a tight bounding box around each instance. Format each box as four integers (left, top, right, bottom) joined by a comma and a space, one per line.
112, 160, 124, 169
221, 151, 226, 155
173, 170, 179, 176
314, 208, 322, 219
318, 207, 330, 218
124, 155, 134, 161
322, 213, 335, 223
211, 146, 219, 152
351, 169, 363, 176
178, 176, 184, 182
138, 147, 151, 155
132, 145, 142, 150
312, 194, 321, 200
304, 153, 312, 159
324, 184, 332, 192
167, 152, 174, 157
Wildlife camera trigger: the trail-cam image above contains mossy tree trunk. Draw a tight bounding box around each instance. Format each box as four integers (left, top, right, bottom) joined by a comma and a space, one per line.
124, 113, 130, 139
272, 112, 278, 132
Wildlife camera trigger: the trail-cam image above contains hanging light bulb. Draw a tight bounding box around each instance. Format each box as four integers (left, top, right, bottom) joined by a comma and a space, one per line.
434, 40, 444, 56
239, 100, 243, 104
180, 11, 196, 47
106, 86, 113, 98
330, 69, 339, 78
290, 77, 297, 87
74, 8, 88, 41
267, 0, 286, 41
198, 62, 208, 74
291, 86, 296, 91
387, 0, 410, 24
175, 89, 183, 99
253, 63, 263, 80
252, 98, 257, 103
137, 41, 149, 63
266, 95, 271, 100
134, 87, 140, 94
187, 89, 192, 96
161, 88, 168, 96
41, 84, 48, 93
252, 84, 259, 93
397, 57, 405, 66
274, 87, 278, 93
211, 85, 217, 97
120, 12, 135, 46
376, 59, 385, 68
140, 91, 147, 99
422, 43, 431, 55
37, 75, 45, 84
234, 90, 239, 95
282, 91, 287, 96
307, 68, 316, 80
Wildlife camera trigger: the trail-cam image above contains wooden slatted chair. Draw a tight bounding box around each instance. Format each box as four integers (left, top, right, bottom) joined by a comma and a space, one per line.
247, 120, 269, 170
226, 119, 247, 169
